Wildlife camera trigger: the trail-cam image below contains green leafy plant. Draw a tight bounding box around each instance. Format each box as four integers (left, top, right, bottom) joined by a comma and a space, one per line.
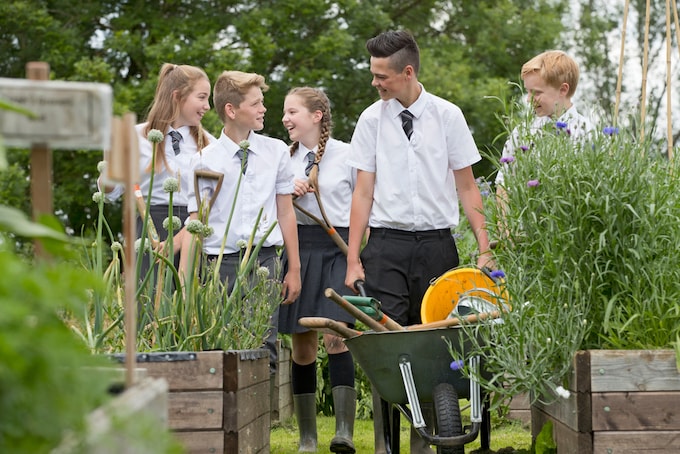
0, 205, 181, 453
454, 102, 680, 408
75, 133, 282, 354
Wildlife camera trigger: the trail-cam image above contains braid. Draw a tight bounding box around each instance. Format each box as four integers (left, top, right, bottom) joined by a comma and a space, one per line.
285, 87, 334, 189
308, 119, 331, 189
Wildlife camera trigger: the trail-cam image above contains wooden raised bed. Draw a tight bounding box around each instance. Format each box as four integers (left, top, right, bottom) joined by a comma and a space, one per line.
531, 349, 680, 453
138, 349, 271, 454
272, 341, 293, 424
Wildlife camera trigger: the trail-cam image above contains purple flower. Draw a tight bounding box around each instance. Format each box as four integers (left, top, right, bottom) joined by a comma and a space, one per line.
450, 360, 464, 371
490, 270, 506, 279
500, 156, 515, 164
555, 121, 568, 129
603, 126, 619, 136
520, 145, 530, 152
527, 179, 540, 187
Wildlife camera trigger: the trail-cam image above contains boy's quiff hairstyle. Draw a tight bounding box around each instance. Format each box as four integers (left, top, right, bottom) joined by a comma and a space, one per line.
366, 30, 420, 75
213, 71, 269, 123
521, 50, 579, 98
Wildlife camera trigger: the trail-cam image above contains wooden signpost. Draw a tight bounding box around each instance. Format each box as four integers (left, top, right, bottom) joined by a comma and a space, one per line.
0, 63, 139, 388
0, 62, 112, 255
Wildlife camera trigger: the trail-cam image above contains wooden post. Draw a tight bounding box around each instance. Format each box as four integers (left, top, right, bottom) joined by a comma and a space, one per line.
26, 62, 52, 258
121, 112, 138, 388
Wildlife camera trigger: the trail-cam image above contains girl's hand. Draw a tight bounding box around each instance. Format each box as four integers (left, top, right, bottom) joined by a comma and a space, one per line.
292, 178, 313, 198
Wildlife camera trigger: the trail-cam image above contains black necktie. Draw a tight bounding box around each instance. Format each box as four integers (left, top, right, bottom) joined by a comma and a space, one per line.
400, 110, 414, 140
305, 151, 316, 176
236, 148, 249, 175
168, 130, 182, 155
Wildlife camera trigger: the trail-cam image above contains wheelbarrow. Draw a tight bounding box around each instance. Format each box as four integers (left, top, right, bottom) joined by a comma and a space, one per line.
345, 325, 490, 454
301, 267, 508, 453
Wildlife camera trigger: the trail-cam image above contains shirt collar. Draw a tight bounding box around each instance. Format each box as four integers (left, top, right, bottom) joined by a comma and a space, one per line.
389, 84, 428, 120
169, 125, 191, 138
220, 129, 258, 156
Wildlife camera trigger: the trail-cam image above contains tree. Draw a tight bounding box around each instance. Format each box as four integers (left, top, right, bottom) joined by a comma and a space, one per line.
0, 0, 568, 238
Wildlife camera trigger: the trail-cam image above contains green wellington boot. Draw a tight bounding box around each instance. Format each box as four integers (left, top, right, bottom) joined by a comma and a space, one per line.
329, 386, 356, 453
293, 393, 318, 452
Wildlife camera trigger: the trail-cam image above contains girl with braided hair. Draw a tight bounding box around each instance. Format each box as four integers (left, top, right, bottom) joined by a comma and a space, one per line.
279, 87, 357, 453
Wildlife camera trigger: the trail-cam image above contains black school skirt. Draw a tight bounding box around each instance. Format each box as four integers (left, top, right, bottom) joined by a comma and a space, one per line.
278, 225, 355, 334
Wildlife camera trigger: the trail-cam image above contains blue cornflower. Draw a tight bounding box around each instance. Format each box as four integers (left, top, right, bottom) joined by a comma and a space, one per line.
490, 270, 506, 279
450, 360, 464, 371
603, 126, 619, 136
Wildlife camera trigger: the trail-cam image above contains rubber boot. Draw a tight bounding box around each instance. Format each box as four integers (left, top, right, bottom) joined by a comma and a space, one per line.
410, 402, 435, 454
371, 385, 388, 454
330, 386, 356, 453
293, 393, 317, 452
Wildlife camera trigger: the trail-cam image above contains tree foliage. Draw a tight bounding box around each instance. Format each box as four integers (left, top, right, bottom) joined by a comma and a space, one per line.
0, 0, 569, 238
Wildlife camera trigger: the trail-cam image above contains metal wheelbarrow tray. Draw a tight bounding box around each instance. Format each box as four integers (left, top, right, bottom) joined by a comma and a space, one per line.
345, 325, 491, 452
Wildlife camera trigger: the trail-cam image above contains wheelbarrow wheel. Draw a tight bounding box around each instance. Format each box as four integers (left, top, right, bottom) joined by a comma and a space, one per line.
433, 382, 464, 454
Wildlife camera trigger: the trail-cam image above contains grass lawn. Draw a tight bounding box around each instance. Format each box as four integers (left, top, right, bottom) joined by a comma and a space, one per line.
271, 406, 532, 453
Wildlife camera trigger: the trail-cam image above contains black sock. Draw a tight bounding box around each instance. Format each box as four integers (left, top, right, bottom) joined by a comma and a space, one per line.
328, 351, 355, 388
292, 360, 316, 395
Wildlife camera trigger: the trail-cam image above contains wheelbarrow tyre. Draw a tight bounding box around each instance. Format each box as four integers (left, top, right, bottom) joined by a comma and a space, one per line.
433, 382, 464, 454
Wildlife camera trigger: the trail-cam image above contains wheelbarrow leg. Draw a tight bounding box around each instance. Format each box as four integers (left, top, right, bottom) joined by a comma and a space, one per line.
382, 398, 400, 454
480, 393, 491, 450
373, 385, 400, 454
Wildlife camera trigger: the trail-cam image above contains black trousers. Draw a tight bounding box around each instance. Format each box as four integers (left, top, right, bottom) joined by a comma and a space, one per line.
360, 228, 459, 326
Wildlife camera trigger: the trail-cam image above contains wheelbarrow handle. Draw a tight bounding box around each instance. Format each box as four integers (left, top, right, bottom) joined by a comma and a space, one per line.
406, 310, 501, 331
298, 316, 362, 339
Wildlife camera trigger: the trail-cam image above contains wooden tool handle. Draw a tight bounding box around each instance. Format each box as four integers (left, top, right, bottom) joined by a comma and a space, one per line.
406, 310, 501, 331
325, 288, 389, 332
298, 316, 362, 338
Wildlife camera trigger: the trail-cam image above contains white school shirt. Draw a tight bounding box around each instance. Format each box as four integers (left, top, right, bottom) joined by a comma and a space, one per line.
104, 123, 216, 206
347, 86, 481, 231
291, 138, 355, 228
187, 130, 295, 255
495, 105, 594, 186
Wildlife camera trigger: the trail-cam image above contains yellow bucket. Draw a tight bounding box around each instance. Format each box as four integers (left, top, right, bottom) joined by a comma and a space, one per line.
420, 267, 509, 324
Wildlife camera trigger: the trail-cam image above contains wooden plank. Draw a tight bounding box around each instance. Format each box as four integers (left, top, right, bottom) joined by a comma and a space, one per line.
589, 350, 680, 393
224, 380, 270, 431
531, 388, 591, 433
82, 377, 169, 454
591, 391, 680, 431
225, 412, 270, 454
277, 378, 293, 422
593, 430, 680, 453
167, 391, 224, 430
572, 350, 592, 393
142, 351, 225, 391
509, 392, 530, 410
531, 405, 592, 454
224, 349, 269, 392
172, 430, 224, 454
